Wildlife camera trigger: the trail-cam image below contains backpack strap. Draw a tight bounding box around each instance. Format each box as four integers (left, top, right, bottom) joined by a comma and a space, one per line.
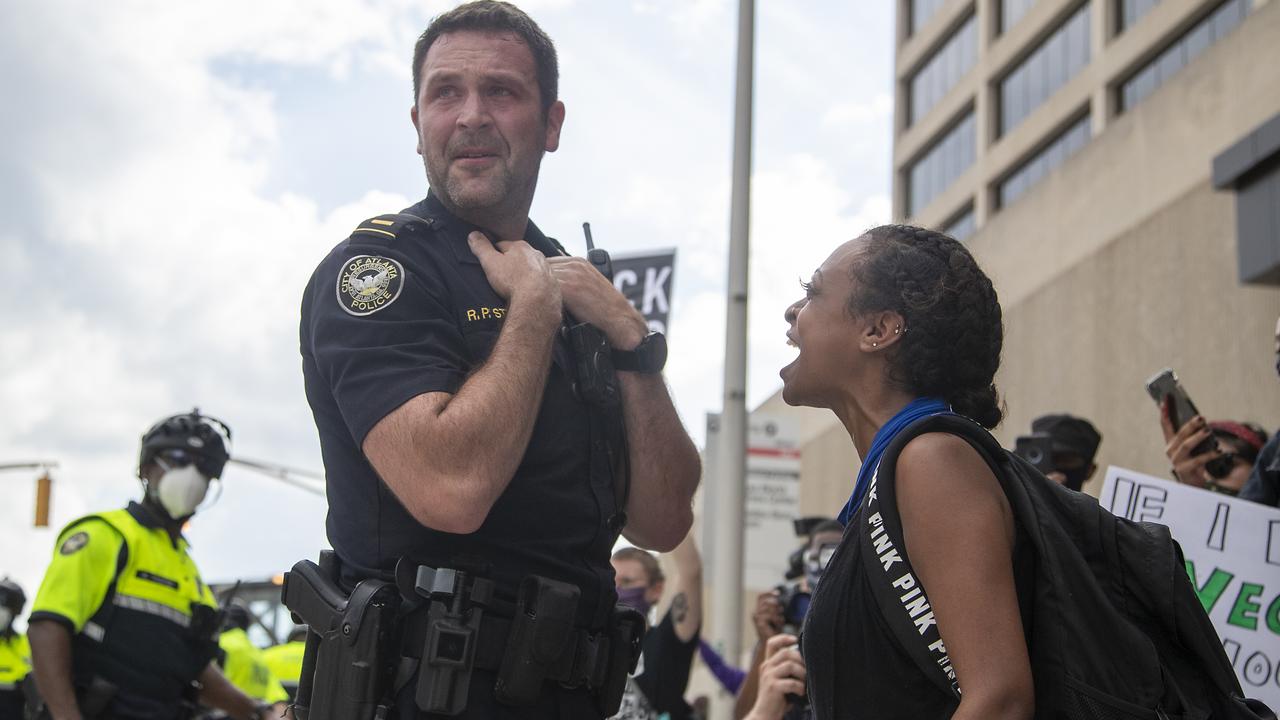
856, 414, 1007, 702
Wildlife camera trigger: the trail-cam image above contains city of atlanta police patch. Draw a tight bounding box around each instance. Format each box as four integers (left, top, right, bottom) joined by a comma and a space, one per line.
60, 531, 89, 555
337, 255, 405, 317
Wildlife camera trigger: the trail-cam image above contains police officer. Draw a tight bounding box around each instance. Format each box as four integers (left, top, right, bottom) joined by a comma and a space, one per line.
26, 410, 276, 720
258, 629, 305, 701
297, 1, 700, 717
213, 605, 288, 712
0, 579, 31, 719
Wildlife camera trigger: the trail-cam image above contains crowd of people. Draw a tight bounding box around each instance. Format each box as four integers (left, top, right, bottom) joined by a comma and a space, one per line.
3, 1, 1275, 718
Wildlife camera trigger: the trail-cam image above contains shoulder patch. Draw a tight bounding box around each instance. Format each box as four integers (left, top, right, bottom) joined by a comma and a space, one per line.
337, 255, 405, 316
60, 531, 89, 556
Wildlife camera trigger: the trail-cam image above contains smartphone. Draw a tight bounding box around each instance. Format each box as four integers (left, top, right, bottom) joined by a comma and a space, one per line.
1014, 433, 1055, 474
1144, 368, 1232, 479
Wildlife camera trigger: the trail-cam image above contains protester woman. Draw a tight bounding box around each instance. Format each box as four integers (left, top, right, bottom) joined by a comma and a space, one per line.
746, 225, 1034, 720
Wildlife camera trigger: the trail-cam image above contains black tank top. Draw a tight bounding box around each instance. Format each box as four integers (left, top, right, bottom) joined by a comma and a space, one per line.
801, 464, 1035, 719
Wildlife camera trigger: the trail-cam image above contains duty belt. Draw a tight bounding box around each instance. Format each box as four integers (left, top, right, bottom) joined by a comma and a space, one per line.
282, 553, 645, 720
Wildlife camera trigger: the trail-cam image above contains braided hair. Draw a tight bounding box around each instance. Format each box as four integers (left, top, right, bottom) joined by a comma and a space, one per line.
848, 225, 1004, 428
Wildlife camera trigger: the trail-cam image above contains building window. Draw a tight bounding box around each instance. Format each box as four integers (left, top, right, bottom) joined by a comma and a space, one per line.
1117, 0, 1160, 32
1118, 0, 1252, 112
1000, 0, 1038, 34
908, 15, 978, 127
943, 205, 977, 240
997, 113, 1091, 208
910, 0, 948, 37
998, 3, 1091, 137
908, 111, 977, 217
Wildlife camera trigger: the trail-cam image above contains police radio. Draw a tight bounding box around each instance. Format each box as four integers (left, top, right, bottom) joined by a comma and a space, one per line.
565, 222, 619, 408
582, 222, 613, 281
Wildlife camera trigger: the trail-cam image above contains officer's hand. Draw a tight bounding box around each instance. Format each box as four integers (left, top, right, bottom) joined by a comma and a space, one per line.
546, 256, 648, 349
467, 232, 561, 309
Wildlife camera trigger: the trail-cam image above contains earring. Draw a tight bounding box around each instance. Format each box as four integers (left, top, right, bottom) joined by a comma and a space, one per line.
895, 326, 902, 334
872, 342, 879, 348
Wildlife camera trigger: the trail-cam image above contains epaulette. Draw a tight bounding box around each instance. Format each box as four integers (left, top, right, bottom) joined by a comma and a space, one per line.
350, 213, 436, 243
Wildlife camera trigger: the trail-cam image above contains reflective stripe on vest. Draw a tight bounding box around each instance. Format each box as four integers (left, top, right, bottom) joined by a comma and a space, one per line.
112, 593, 192, 628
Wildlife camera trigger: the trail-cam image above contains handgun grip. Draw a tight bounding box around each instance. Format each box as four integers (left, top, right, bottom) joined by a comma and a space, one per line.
282, 559, 348, 633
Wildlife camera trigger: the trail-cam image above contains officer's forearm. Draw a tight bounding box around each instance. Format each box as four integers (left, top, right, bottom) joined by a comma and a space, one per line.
27, 620, 83, 720
363, 290, 559, 533
197, 663, 259, 719
617, 372, 700, 551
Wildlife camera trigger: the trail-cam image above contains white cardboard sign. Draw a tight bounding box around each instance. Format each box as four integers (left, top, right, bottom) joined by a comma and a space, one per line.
1101, 466, 1280, 708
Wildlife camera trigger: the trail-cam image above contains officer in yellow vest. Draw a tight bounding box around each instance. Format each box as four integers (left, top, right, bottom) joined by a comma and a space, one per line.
26, 410, 277, 720
213, 605, 287, 709
258, 627, 305, 701
0, 578, 31, 719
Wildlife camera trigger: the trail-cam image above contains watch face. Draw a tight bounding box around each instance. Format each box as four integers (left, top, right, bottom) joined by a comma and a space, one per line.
647, 332, 668, 372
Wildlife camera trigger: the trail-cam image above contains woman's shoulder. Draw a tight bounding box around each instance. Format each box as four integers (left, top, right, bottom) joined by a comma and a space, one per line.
894, 429, 1005, 505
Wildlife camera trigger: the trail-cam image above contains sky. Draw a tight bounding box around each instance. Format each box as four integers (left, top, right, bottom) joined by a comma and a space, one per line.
0, 0, 894, 607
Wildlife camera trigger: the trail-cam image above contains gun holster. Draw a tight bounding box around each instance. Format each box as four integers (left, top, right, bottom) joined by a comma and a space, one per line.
282, 551, 400, 720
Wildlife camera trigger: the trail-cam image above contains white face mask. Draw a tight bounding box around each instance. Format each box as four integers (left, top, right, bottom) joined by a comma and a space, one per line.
154, 463, 210, 520
0, 608, 12, 631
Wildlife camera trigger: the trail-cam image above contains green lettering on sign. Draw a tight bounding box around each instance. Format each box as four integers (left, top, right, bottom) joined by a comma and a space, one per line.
1185, 561, 1234, 615
1227, 583, 1264, 630
1267, 594, 1280, 635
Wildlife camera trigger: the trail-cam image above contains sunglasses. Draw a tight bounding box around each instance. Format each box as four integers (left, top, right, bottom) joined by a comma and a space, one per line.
156, 449, 200, 469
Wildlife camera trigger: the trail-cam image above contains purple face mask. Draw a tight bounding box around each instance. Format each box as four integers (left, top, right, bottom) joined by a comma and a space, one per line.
616, 586, 652, 616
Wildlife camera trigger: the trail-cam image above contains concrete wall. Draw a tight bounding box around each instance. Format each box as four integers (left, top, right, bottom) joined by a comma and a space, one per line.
994, 179, 1280, 496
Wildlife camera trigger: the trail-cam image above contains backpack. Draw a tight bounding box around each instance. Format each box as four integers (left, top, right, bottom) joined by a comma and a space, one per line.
859, 413, 1277, 720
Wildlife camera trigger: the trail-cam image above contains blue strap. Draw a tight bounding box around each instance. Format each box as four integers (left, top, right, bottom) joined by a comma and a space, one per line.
837, 397, 952, 526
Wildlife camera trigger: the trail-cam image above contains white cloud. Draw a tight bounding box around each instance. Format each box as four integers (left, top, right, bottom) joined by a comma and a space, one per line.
822, 92, 894, 129
0, 0, 892, 611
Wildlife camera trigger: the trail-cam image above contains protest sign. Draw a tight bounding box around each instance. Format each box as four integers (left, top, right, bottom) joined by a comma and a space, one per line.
611, 250, 676, 334
1101, 467, 1280, 707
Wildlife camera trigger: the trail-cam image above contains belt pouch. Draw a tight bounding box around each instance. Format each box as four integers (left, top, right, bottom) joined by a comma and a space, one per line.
595, 605, 646, 718
414, 591, 480, 716
493, 576, 580, 707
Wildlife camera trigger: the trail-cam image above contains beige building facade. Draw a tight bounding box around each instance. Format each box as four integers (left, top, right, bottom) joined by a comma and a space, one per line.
757, 0, 1280, 510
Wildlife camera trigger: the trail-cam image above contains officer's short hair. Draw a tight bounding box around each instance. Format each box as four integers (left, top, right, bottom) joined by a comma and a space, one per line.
611, 547, 664, 588
411, 0, 559, 115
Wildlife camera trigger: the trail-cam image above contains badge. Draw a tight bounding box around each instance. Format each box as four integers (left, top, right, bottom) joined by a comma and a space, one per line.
60, 531, 89, 555
337, 255, 405, 317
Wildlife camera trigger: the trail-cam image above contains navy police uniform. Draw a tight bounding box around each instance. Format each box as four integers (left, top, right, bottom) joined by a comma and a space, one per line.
300, 192, 626, 717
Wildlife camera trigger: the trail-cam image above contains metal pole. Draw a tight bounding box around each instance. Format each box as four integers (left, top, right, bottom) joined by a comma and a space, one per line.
711, 0, 754, 715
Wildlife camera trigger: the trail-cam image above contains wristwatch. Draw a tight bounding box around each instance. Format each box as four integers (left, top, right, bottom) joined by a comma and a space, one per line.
612, 331, 667, 374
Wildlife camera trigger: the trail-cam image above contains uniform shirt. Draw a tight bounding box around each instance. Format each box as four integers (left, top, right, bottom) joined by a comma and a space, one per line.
260, 641, 304, 688
300, 192, 623, 631
0, 633, 31, 688
29, 501, 220, 713
216, 628, 288, 703
0, 631, 30, 720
